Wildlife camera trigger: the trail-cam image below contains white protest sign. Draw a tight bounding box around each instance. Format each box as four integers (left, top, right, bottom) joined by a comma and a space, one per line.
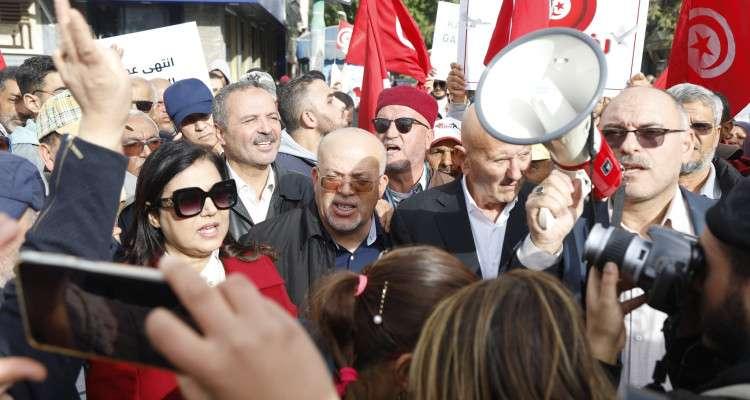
430, 1, 461, 81
457, 0, 502, 90
458, 0, 649, 94
98, 22, 210, 88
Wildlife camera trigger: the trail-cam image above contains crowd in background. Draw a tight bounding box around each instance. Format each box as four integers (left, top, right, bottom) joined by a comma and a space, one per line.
0, 1, 750, 399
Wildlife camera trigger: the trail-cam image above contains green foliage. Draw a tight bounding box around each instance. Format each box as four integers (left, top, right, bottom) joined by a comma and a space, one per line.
647, 0, 682, 42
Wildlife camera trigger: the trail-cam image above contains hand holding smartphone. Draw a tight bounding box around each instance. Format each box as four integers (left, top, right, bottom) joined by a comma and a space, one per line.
15, 251, 195, 370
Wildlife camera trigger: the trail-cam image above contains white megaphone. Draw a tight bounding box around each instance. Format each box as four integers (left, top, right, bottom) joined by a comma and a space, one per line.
475, 28, 622, 230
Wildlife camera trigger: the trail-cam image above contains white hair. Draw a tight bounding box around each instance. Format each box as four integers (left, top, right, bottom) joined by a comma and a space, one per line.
667, 83, 723, 126
127, 109, 159, 134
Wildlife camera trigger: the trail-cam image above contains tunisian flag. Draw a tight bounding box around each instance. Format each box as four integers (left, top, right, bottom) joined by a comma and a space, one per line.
662, 0, 750, 116
484, 0, 549, 65
346, 0, 430, 132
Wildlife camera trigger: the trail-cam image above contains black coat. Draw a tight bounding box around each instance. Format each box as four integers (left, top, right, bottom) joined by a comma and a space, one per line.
713, 157, 743, 196
228, 163, 314, 241
240, 202, 390, 307
1, 137, 127, 399
390, 178, 534, 278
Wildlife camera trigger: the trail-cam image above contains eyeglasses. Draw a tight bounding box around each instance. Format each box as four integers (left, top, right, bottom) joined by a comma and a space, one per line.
153, 179, 237, 218
690, 122, 715, 135
132, 101, 154, 112
33, 87, 67, 97
372, 117, 429, 134
602, 127, 685, 149
122, 137, 163, 157
320, 176, 376, 193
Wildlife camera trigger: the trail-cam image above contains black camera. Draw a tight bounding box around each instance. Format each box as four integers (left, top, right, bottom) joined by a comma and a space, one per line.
584, 224, 705, 314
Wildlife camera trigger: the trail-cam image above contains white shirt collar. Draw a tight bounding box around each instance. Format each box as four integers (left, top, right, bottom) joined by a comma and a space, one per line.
461, 176, 517, 224
418, 162, 429, 191
698, 162, 721, 199
227, 163, 276, 195
200, 250, 225, 287
619, 185, 693, 236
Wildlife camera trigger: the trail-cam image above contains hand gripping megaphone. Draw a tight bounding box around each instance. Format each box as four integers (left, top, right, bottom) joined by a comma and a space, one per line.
475, 28, 621, 229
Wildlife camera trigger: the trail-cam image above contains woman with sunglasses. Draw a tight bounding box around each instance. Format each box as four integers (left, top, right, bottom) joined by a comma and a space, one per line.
87, 140, 296, 400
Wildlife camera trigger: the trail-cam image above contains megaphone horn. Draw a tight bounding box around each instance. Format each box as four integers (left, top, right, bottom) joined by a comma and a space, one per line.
475, 27, 622, 230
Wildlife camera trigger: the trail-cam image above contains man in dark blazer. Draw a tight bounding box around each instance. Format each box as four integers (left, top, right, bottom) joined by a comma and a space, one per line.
391, 105, 533, 278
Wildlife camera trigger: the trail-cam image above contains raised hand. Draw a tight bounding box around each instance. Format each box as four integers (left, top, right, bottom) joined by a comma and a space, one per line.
53, 0, 131, 152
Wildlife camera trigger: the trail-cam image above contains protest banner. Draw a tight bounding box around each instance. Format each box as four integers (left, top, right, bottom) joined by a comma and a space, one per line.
430, 1, 461, 81
98, 22, 210, 87
458, 0, 649, 94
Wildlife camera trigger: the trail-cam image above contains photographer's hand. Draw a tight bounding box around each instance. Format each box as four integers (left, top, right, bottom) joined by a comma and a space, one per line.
586, 262, 646, 364
145, 256, 337, 400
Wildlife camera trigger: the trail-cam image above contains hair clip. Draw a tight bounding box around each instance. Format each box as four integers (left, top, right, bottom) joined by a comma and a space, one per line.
373, 280, 389, 325
355, 274, 368, 296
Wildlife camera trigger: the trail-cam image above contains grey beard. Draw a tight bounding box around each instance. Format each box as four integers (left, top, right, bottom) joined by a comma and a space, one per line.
680, 149, 715, 175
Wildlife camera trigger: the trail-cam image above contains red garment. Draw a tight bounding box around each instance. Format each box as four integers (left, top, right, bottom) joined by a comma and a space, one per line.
730, 156, 750, 176
86, 255, 296, 400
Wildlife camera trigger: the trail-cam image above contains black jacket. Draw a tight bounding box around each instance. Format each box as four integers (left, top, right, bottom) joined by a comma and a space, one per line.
240, 202, 390, 307
228, 162, 314, 241
390, 178, 534, 277
622, 360, 750, 399
1, 137, 127, 399
713, 157, 743, 196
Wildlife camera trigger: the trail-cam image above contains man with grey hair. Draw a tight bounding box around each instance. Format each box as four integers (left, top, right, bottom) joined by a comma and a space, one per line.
241, 128, 391, 306
276, 73, 347, 177
667, 83, 742, 199
213, 81, 313, 240
121, 110, 162, 199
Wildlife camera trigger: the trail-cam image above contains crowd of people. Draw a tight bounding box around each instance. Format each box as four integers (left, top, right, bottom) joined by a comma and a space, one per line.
0, 1, 749, 399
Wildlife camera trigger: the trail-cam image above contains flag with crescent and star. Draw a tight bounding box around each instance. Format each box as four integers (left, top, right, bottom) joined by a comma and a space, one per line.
663, 0, 750, 116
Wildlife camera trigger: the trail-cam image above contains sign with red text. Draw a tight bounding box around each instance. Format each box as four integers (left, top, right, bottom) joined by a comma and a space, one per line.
458, 0, 649, 94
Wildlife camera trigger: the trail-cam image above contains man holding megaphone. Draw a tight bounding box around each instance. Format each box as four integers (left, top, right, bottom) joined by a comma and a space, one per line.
472, 28, 716, 390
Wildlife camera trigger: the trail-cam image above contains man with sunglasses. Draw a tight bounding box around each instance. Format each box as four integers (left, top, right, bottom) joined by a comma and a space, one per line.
667, 83, 742, 200
130, 77, 155, 114
8, 56, 65, 174
241, 128, 390, 307
374, 86, 438, 208
121, 111, 162, 199
515, 86, 715, 390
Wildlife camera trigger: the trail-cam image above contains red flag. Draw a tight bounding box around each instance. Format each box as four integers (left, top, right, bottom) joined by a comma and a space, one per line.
484, 0, 549, 65
663, 0, 750, 116
346, 0, 431, 84
0, 49, 6, 71
652, 66, 669, 89
349, 0, 388, 133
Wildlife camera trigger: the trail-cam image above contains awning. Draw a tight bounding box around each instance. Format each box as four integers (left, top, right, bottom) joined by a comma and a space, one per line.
101, 0, 286, 24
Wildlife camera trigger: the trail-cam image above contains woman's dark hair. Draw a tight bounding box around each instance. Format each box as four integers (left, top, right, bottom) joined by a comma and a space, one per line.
308, 246, 477, 391
122, 140, 271, 266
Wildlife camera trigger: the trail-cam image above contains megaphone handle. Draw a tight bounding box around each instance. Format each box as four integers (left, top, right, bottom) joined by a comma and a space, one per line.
537, 169, 592, 232
538, 207, 555, 231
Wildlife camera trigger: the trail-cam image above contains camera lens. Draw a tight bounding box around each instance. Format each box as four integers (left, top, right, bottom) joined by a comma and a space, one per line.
585, 224, 655, 290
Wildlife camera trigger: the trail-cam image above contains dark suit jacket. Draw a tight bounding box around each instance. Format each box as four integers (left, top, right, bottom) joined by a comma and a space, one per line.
508, 186, 715, 300
228, 162, 314, 241
390, 178, 534, 277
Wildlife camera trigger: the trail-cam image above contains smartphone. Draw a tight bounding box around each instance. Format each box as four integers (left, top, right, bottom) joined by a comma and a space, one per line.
15, 250, 195, 370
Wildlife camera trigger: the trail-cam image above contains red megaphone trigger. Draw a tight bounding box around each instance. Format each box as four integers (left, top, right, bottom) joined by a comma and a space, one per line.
557, 131, 622, 200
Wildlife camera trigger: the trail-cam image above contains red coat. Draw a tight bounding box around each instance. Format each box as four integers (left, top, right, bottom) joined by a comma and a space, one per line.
86, 255, 296, 400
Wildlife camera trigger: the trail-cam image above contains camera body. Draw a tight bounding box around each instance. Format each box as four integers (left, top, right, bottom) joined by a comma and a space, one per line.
584, 224, 705, 315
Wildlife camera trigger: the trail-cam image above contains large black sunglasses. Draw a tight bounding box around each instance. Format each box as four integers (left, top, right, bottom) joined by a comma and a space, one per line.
132, 100, 154, 113
372, 117, 429, 134
153, 179, 237, 218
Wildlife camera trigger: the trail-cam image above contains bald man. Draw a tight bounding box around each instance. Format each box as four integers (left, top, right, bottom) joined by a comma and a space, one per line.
149, 78, 176, 137
130, 77, 155, 114
241, 128, 391, 306
391, 105, 534, 278
514, 86, 715, 389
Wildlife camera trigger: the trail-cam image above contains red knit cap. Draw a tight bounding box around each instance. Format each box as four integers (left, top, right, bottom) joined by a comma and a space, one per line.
376, 86, 438, 127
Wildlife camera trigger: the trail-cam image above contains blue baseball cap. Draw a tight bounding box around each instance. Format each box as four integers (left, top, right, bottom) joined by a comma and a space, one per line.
0, 152, 45, 219
163, 78, 213, 129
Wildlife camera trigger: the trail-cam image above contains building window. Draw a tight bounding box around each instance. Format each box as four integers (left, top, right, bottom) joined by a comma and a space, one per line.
80, 2, 183, 38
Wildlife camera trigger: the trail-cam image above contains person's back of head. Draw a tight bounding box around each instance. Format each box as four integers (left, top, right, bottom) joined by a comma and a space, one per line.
410, 269, 615, 400
309, 246, 477, 399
